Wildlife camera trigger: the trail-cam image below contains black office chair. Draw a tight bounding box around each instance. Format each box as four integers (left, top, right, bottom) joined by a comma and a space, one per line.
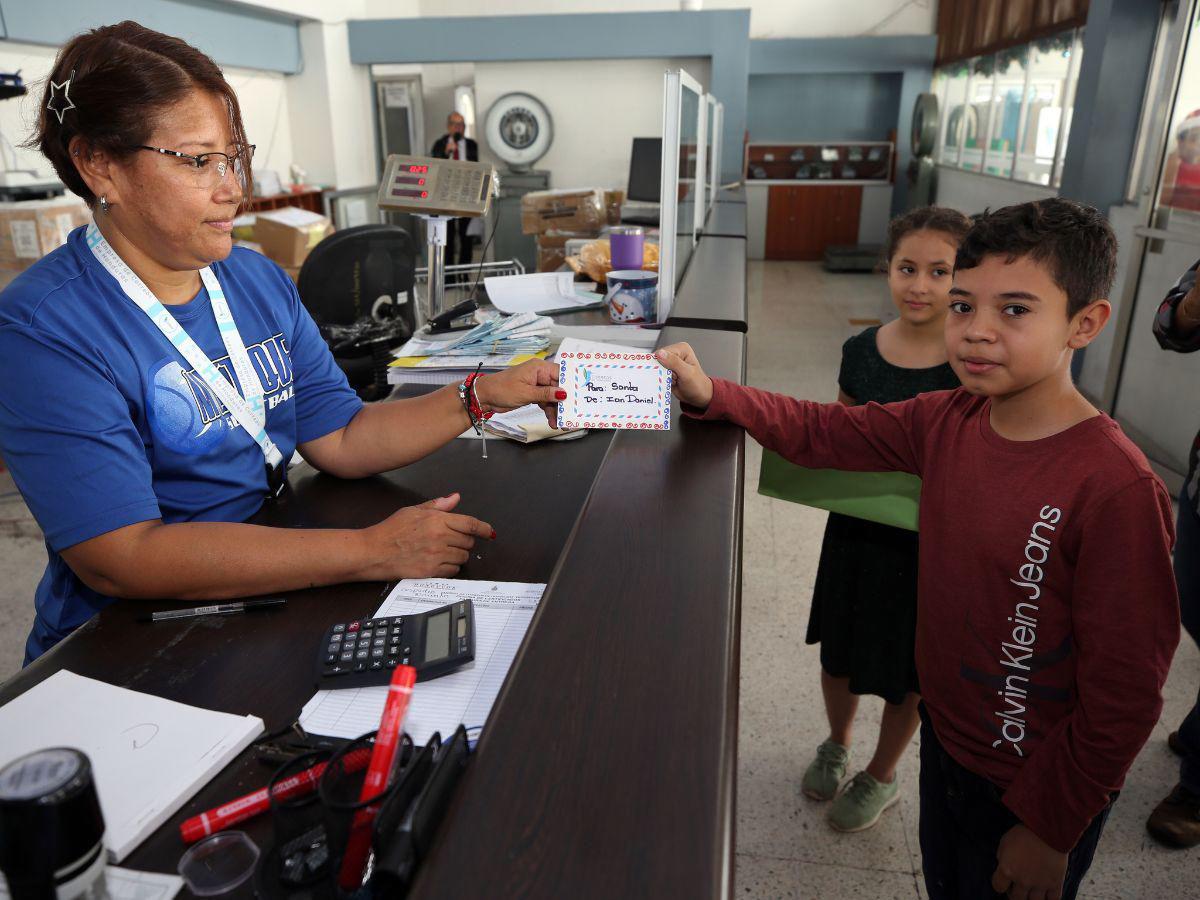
296, 224, 418, 400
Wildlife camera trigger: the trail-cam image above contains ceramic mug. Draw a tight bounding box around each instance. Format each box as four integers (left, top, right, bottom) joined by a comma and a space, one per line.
604, 269, 658, 323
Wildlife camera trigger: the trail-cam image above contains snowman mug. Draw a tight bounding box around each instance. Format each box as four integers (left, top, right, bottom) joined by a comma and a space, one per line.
604, 270, 658, 324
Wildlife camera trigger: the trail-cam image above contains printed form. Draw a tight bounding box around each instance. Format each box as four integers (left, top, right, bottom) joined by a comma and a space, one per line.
299, 579, 544, 744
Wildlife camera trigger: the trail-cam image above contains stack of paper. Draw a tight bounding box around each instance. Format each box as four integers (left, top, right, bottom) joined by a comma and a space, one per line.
300, 579, 544, 745
389, 313, 555, 386
0, 671, 263, 862
484, 403, 580, 443
437, 311, 553, 356
484, 271, 604, 315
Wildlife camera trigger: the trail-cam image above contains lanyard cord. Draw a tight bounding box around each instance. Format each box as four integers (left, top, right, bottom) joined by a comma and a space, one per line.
85, 223, 284, 473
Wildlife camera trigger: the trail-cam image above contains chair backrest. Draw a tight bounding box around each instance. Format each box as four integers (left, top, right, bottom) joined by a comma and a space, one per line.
297, 224, 418, 327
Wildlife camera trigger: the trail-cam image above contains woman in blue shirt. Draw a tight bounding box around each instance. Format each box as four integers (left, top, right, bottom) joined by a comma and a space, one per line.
0, 22, 565, 662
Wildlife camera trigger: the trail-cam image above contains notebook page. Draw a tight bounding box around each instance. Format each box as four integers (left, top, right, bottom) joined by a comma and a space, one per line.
299, 579, 543, 744
0, 671, 263, 862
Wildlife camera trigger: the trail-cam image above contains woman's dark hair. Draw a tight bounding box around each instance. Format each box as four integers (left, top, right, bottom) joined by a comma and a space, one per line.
884, 205, 972, 264
955, 198, 1117, 318
26, 20, 251, 208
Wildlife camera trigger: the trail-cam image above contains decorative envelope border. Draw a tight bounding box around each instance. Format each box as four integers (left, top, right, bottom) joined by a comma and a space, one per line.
556, 351, 673, 431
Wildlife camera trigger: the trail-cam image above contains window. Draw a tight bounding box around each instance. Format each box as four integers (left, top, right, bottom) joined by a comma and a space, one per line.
931, 28, 1083, 187
936, 64, 969, 166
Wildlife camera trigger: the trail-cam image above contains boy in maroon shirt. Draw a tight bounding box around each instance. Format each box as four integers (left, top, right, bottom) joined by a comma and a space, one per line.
657, 198, 1179, 900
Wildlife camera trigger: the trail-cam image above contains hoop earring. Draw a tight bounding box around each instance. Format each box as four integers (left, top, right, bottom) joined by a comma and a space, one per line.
99, 195, 109, 213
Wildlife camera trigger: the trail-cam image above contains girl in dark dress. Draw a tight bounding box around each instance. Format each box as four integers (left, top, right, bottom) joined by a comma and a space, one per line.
801, 207, 971, 833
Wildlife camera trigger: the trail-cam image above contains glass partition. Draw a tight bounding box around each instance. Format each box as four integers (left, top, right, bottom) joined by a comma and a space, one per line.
703, 95, 723, 222
657, 69, 704, 322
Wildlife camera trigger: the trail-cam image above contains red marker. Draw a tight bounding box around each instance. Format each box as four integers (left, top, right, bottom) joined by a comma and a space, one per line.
337, 665, 417, 890
179, 747, 372, 844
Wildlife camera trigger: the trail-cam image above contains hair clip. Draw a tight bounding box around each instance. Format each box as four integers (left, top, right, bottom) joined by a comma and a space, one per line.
47, 69, 76, 125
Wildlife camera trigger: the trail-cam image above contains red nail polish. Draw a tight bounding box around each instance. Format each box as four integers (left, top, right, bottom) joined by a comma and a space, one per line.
555, 390, 567, 400
490, 529, 497, 540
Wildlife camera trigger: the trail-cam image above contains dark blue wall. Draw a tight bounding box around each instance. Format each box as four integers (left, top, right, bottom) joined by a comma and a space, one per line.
747, 73, 902, 143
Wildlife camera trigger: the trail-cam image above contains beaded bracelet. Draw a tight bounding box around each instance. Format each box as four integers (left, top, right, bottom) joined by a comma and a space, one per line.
458, 364, 492, 459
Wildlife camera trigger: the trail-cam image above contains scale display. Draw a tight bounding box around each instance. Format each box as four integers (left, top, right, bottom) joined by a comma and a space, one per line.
377, 154, 496, 218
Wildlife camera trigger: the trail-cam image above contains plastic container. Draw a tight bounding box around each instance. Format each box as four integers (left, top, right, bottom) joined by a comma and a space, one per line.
178, 831, 260, 896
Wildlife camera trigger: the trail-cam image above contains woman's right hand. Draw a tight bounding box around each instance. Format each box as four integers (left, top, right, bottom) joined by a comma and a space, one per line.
360, 493, 494, 580
655, 342, 715, 409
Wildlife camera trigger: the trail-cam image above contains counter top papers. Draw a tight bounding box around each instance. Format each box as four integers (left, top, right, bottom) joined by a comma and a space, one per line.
300, 579, 544, 745
0, 671, 263, 862
484, 271, 604, 315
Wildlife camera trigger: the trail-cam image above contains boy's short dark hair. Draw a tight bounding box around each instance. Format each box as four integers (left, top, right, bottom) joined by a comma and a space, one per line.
955, 198, 1118, 318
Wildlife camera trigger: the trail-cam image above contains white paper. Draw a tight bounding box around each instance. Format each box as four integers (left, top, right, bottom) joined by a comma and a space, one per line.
383, 83, 410, 108
550, 324, 658, 352
0, 867, 183, 900
256, 206, 326, 228
414, 351, 532, 370
54, 213, 75, 248
555, 337, 653, 359
0, 671, 263, 862
300, 579, 543, 744
9, 219, 38, 258
485, 272, 596, 314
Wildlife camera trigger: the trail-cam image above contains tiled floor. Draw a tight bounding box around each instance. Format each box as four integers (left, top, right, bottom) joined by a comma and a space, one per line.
734, 261, 1200, 899
0, 262, 1197, 897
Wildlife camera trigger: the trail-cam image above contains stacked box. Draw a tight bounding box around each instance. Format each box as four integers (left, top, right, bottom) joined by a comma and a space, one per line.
253, 207, 333, 268
521, 189, 605, 235
0, 196, 91, 288
535, 229, 603, 272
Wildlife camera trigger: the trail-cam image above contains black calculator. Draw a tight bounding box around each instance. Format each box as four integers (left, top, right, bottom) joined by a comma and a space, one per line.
315, 600, 475, 690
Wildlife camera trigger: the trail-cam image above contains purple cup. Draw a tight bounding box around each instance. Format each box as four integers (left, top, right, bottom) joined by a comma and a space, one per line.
609, 226, 644, 271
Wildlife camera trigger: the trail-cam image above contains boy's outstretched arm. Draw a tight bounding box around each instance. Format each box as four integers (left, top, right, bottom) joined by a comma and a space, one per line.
657, 342, 927, 476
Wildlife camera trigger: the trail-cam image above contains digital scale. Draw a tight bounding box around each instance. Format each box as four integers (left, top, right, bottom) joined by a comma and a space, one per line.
315, 599, 475, 690
376, 154, 499, 322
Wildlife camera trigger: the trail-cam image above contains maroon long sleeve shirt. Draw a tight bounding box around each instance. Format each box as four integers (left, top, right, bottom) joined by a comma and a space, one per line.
693, 379, 1179, 853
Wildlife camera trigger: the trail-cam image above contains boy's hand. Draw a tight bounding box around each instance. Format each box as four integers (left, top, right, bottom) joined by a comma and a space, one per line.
655, 342, 714, 409
992, 824, 1068, 900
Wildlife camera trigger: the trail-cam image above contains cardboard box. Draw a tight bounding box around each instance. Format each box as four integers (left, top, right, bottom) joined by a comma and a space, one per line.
253, 207, 333, 267
521, 189, 605, 235
0, 196, 91, 286
535, 229, 601, 272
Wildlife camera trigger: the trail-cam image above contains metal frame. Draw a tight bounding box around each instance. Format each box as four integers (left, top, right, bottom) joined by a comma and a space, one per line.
373, 75, 426, 174
694, 98, 709, 240
657, 68, 704, 323
1102, 0, 1195, 412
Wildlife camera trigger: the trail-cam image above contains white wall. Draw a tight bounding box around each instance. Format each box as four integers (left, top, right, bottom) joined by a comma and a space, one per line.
0, 41, 295, 192
473, 56, 709, 190
0, 41, 65, 184
286, 22, 377, 189
934, 166, 1058, 217
225, 66, 295, 183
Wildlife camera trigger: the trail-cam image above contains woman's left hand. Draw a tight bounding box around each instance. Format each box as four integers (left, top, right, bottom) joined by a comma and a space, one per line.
473, 359, 566, 426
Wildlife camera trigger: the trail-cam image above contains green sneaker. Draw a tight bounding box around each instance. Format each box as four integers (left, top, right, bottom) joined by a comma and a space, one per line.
801, 740, 850, 801
827, 770, 900, 832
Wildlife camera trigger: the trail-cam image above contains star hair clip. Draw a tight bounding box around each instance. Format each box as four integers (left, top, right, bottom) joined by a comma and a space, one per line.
47, 69, 76, 125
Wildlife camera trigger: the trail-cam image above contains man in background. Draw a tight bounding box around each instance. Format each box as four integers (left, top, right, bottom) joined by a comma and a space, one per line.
431, 111, 478, 266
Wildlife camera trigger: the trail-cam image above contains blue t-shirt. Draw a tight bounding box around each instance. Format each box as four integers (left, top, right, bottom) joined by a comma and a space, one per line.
0, 227, 363, 660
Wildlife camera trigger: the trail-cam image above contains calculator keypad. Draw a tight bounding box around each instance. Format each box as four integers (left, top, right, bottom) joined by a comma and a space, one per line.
321, 617, 407, 680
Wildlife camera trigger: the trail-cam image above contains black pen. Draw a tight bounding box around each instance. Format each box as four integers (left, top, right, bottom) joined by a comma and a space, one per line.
137, 598, 287, 623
